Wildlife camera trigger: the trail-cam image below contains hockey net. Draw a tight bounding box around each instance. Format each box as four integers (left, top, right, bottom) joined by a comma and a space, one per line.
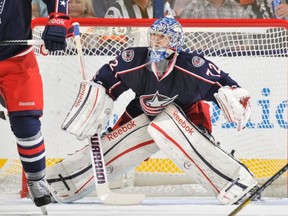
0, 18, 287, 198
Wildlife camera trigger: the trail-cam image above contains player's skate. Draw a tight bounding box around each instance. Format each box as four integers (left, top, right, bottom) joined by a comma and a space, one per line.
27, 178, 52, 207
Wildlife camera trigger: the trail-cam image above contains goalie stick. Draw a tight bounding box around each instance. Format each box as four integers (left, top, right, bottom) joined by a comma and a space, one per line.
72, 22, 145, 205
228, 163, 288, 216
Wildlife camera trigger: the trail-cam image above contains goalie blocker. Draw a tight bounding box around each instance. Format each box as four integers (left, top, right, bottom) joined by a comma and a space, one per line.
61, 81, 114, 140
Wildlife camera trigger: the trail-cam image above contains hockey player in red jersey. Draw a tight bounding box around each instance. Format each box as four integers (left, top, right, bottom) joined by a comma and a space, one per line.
0, 0, 72, 208
48, 16, 259, 205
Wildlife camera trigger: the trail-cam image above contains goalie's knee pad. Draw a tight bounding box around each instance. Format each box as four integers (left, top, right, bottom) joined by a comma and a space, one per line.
47, 114, 158, 203
147, 104, 257, 205
102, 114, 159, 178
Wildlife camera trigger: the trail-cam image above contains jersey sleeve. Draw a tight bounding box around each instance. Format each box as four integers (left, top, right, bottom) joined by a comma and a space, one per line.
42, 0, 69, 14
182, 53, 240, 103
201, 58, 240, 103
92, 56, 129, 100
92, 47, 147, 100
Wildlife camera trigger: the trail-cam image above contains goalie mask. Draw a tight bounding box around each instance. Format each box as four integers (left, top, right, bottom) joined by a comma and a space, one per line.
148, 15, 184, 63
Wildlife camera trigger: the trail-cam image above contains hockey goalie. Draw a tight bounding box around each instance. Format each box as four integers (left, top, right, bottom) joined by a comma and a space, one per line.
47, 15, 258, 205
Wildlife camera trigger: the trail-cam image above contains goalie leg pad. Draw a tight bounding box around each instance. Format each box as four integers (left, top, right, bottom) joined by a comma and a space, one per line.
61, 81, 113, 140
47, 114, 158, 203
46, 145, 94, 203
147, 104, 257, 205
102, 114, 159, 178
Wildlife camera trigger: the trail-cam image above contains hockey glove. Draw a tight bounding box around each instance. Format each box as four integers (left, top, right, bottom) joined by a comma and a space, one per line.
214, 86, 251, 131
42, 13, 73, 52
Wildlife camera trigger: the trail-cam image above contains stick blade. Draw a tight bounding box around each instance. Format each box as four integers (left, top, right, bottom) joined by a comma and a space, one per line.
96, 183, 145, 205
101, 193, 145, 205
40, 206, 48, 215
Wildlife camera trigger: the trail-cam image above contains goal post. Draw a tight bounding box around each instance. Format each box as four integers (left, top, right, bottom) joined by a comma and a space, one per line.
0, 18, 287, 199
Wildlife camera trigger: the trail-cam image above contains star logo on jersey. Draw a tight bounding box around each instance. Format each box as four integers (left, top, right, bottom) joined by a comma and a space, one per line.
60, 0, 67, 7
140, 91, 178, 116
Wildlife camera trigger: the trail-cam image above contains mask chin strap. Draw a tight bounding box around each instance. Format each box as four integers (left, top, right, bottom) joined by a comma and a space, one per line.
154, 59, 169, 77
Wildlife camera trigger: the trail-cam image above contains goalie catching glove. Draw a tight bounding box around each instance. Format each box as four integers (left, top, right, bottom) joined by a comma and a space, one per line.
42, 12, 74, 51
61, 81, 114, 140
214, 86, 251, 131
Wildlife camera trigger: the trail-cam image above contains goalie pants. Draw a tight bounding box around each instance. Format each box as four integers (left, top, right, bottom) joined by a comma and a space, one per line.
0, 48, 46, 180
115, 100, 212, 134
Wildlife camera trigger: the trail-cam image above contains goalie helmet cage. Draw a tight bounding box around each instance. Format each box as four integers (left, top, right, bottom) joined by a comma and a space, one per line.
0, 18, 287, 199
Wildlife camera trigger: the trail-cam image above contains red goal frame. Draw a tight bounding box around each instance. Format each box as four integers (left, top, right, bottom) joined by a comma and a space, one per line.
32, 17, 288, 29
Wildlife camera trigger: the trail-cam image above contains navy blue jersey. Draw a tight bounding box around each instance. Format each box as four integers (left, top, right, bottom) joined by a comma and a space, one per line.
0, 0, 69, 61
93, 47, 239, 117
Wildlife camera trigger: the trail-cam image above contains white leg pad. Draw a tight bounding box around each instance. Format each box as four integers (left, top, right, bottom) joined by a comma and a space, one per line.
46, 145, 94, 203
147, 104, 257, 205
47, 114, 158, 203
102, 114, 159, 178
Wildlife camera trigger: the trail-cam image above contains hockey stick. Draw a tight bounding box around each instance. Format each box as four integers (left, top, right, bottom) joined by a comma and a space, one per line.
228, 163, 288, 216
0, 40, 44, 46
0, 40, 49, 55
72, 22, 145, 205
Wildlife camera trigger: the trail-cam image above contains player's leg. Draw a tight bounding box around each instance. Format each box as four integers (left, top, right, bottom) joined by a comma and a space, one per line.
46, 114, 158, 203
147, 103, 258, 205
0, 50, 51, 207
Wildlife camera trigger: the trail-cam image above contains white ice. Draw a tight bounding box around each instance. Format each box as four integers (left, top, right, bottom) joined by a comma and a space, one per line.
0, 196, 288, 216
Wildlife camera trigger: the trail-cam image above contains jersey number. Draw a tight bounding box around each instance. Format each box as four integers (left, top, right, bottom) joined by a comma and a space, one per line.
206, 63, 221, 77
